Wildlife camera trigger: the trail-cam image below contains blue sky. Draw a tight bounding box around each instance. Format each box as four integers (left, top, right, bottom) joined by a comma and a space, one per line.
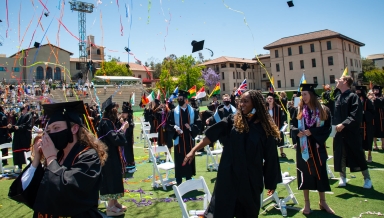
0, 0, 383, 64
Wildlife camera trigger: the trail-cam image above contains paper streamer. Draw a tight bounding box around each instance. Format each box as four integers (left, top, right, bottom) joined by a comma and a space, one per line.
147, 0, 152, 24
5, 0, 9, 38
38, 0, 50, 13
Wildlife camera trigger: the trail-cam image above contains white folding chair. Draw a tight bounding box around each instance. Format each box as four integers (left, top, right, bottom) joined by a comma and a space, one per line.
326, 155, 335, 178
145, 133, 158, 160
149, 145, 175, 190
205, 141, 222, 171
0, 143, 14, 174
172, 176, 212, 218
261, 175, 298, 209
24, 151, 32, 165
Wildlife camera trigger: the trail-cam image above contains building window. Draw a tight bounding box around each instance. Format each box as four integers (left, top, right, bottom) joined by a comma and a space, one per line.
138, 75, 142, 78
222, 72, 225, 80
0, 67, 6, 71
249, 83, 252, 89
348, 44, 351, 52
253, 72, 255, 79
355, 59, 357, 67
330, 75, 335, 84
300, 60, 305, 69
263, 74, 266, 78
299, 45, 303, 54
88, 50, 90, 56
230, 63, 234, 68
234, 83, 236, 88
237, 72, 239, 79
327, 41, 332, 50
346, 57, 348, 65
12, 67, 20, 72
359, 60, 361, 68
328, 56, 334, 66
236, 64, 240, 68
222, 83, 226, 91
288, 47, 292, 56
76, 62, 81, 70
310, 43, 315, 52
54, 67, 61, 80
289, 61, 293, 70
276, 63, 280, 72
350, 59, 353, 66
313, 77, 318, 84
290, 79, 295, 87
233, 72, 235, 79
253, 83, 256, 89
277, 80, 281, 88
275, 50, 279, 58
251, 65, 254, 69
46, 67, 53, 79
36, 66, 44, 79
312, 58, 316, 67
97, 49, 101, 55
221, 64, 226, 68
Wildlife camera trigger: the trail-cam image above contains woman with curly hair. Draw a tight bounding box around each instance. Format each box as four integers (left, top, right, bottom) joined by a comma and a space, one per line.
9, 101, 108, 217
183, 90, 282, 218
291, 84, 334, 215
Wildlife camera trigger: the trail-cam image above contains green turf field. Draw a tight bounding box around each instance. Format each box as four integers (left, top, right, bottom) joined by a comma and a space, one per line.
0, 111, 383, 218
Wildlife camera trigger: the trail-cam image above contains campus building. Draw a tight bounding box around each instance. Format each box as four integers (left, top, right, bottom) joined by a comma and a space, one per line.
366, 53, 384, 70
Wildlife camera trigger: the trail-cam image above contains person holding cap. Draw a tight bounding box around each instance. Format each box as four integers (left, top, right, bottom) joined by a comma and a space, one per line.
118, 101, 136, 173
98, 96, 129, 216
355, 86, 375, 162
291, 84, 334, 215
167, 90, 200, 185
8, 101, 108, 217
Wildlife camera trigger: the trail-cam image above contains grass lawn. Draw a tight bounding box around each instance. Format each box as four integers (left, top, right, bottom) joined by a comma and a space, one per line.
0, 111, 384, 218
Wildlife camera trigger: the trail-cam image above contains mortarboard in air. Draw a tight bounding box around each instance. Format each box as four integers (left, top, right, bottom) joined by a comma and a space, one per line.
178, 90, 189, 98
44, 12, 49, 17
101, 95, 115, 112
124, 47, 131, 52
287, 1, 294, 7
300, 83, 319, 97
241, 63, 249, 71
191, 40, 204, 53
355, 86, 367, 93
34, 42, 40, 48
42, 101, 87, 126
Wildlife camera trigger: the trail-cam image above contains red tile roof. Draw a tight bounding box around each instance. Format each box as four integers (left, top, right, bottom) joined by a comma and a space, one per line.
264, 29, 365, 50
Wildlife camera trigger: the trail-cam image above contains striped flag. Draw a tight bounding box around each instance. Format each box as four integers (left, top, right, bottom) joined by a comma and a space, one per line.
209, 82, 220, 97
147, 91, 156, 102
130, 92, 135, 106
235, 79, 247, 96
187, 85, 196, 99
196, 86, 207, 99
156, 90, 161, 100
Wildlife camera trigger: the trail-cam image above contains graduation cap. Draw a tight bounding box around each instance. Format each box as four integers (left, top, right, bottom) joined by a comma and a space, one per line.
287, 1, 294, 7
355, 86, 367, 93
122, 101, 131, 113
266, 92, 277, 98
44, 12, 49, 17
101, 95, 116, 112
241, 63, 249, 71
178, 90, 189, 98
207, 104, 216, 111
42, 101, 86, 126
300, 83, 319, 97
0, 20, 2, 22
191, 40, 204, 53
124, 47, 131, 52
373, 85, 382, 91
34, 42, 40, 48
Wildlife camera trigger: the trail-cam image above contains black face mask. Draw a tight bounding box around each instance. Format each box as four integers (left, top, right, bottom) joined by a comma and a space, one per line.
177, 99, 185, 106
48, 129, 70, 151
357, 93, 363, 97
223, 101, 230, 106
375, 93, 380, 97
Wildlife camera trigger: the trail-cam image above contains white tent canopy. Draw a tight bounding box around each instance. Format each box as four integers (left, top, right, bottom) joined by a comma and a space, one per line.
94, 76, 141, 82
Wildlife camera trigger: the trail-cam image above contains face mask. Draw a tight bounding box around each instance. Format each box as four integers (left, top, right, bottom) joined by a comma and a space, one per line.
357, 93, 362, 97
224, 101, 230, 106
375, 93, 380, 97
177, 99, 185, 106
48, 129, 70, 151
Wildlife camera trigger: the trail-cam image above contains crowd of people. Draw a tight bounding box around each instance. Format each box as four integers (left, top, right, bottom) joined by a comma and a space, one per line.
1, 75, 383, 217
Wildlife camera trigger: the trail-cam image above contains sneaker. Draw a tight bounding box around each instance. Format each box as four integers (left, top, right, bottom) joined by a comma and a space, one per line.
363, 179, 372, 189
338, 177, 347, 187
128, 167, 137, 173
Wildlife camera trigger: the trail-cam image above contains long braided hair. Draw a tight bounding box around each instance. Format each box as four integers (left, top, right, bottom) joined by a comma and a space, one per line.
234, 90, 281, 139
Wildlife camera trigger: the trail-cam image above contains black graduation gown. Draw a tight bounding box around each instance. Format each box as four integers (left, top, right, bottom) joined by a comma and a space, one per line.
268, 105, 286, 147
116, 115, 135, 167
208, 106, 235, 144
373, 97, 384, 138
155, 109, 169, 146
288, 106, 297, 145
9, 112, 32, 166
8, 143, 102, 218
98, 118, 127, 195
360, 98, 375, 151
333, 90, 367, 173
291, 107, 332, 192
0, 112, 9, 164
167, 107, 200, 179
203, 115, 282, 218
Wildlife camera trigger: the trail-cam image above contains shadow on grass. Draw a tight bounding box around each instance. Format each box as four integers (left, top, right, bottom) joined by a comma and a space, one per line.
261, 204, 342, 218
279, 158, 295, 164
335, 183, 384, 201
367, 161, 384, 169
168, 190, 206, 199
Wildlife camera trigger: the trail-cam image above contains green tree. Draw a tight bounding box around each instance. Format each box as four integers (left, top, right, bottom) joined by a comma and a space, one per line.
174, 55, 204, 90
364, 69, 384, 87
362, 58, 377, 73
95, 60, 132, 76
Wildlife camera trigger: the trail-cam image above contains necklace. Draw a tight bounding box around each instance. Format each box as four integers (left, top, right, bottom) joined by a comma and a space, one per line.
303, 104, 319, 127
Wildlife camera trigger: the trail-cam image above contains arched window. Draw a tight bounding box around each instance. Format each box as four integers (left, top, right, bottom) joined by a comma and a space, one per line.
46, 67, 53, 79
97, 49, 101, 55
54, 67, 61, 80
36, 66, 44, 80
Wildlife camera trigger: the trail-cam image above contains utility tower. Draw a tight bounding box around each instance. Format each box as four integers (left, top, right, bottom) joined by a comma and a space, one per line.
69, 1, 94, 82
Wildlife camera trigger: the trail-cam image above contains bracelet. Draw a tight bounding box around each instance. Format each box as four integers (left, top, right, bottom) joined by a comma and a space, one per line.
46, 154, 57, 160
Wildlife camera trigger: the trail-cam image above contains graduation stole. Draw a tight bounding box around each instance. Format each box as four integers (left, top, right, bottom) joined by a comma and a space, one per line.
213, 105, 237, 123
174, 105, 194, 146
298, 106, 324, 162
